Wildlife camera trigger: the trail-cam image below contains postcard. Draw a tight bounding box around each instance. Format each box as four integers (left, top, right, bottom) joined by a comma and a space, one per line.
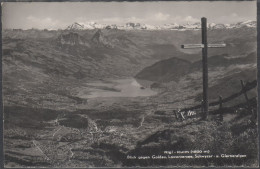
2, 1, 258, 168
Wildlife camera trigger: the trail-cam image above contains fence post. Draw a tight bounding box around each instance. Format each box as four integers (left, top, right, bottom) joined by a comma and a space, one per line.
218, 95, 223, 110
201, 100, 204, 118
240, 80, 250, 109
174, 110, 179, 121
218, 95, 224, 122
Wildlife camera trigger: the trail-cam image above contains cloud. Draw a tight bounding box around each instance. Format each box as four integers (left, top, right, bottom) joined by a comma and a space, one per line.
216, 13, 250, 24
23, 14, 200, 29
102, 17, 122, 23
154, 12, 170, 21
102, 16, 143, 23
231, 13, 238, 17
165, 15, 199, 24
125, 17, 144, 23
69, 13, 200, 27
26, 16, 65, 29
75, 16, 144, 25
184, 16, 200, 23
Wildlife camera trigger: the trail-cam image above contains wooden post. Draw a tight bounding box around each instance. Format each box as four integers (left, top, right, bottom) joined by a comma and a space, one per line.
180, 111, 185, 121
201, 100, 204, 114
240, 80, 250, 108
218, 95, 223, 110
201, 17, 208, 120
174, 110, 179, 121
218, 95, 223, 122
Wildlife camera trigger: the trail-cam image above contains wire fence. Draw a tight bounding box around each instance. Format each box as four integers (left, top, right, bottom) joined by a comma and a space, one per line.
179, 79, 257, 113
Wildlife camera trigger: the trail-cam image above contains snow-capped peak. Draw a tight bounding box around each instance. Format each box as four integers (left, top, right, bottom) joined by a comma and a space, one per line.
65, 20, 256, 31
66, 22, 85, 30
240, 20, 256, 27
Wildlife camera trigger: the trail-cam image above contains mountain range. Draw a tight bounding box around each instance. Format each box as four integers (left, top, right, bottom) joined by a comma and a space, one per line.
2, 11, 258, 168
136, 52, 256, 83
2, 25, 257, 109
66, 20, 256, 31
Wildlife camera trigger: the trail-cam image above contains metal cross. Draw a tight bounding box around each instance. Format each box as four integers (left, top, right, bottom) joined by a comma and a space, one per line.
181, 17, 226, 120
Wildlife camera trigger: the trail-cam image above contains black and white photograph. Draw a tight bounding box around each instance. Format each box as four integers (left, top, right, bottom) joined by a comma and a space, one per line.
2, 1, 258, 168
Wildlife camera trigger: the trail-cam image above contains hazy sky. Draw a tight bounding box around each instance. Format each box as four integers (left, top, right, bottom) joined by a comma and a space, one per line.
2, 1, 257, 29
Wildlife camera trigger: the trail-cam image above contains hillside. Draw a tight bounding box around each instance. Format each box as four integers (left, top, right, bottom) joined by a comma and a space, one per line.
3, 27, 257, 110
136, 51, 256, 83
135, 57, 191, 82
3, 27, 258, 168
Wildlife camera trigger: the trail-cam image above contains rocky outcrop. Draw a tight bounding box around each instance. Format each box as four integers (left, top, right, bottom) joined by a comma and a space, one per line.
91, 29, 114, 48
57, 32, 90, 47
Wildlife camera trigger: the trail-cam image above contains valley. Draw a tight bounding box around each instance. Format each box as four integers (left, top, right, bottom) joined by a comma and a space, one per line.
3, 27, 258, 167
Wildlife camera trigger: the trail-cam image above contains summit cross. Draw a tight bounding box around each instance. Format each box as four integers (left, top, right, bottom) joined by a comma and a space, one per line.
181, 17, 226, 120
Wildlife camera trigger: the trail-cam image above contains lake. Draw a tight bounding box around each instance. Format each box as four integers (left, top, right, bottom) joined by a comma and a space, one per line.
78, 78, 157, 98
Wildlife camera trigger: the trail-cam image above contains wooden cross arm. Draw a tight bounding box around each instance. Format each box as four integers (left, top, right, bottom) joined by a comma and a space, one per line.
181, 44, 204, 48
181, 43, 226, 49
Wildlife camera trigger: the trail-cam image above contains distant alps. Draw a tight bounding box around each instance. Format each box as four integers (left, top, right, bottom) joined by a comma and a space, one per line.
65, 20, 256, 31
